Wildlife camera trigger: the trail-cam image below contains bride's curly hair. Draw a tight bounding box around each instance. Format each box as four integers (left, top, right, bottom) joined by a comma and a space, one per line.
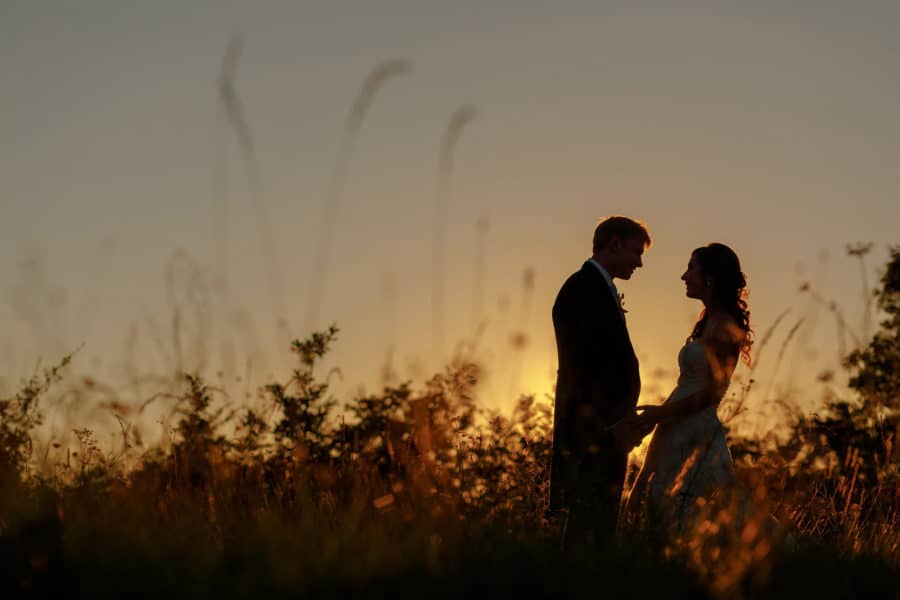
688, 243, 754, 365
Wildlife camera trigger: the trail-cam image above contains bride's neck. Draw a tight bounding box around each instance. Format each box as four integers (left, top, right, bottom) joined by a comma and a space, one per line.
702, 296, 726, 316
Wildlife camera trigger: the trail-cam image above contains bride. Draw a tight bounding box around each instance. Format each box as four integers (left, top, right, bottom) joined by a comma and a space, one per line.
625, 242, 755, 532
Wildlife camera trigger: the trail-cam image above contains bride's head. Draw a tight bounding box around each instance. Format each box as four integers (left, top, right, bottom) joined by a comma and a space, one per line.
683, 243, 753, 365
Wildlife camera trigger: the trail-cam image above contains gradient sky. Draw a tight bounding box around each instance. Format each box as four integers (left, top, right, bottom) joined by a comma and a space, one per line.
2, 1, 899, 439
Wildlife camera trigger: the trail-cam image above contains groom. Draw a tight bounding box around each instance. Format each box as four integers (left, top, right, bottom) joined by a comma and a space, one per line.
550, 216, 652, 548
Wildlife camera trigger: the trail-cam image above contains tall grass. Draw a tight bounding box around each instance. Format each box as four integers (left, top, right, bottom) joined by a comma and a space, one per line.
431, 105, 476, 364
1, 317, 897, 597
217, 34, 286, 335
305, 60, 411, 332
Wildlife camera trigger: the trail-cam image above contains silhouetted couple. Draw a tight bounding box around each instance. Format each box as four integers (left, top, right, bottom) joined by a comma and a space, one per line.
550, 216, 757, 549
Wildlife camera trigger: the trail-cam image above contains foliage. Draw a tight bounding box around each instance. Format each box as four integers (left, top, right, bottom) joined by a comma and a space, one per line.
0, 355, 70, 484
1, 314, 899, 597
845, 245, 900, 412
727, 246, 900, 562
268, 324, 339, 461
769, 248, 900, 484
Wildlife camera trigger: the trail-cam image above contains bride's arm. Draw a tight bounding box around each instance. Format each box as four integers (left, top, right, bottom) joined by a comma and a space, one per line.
636, 386, 712, 422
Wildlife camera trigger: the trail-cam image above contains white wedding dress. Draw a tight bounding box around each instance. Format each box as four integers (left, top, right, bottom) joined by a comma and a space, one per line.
628, 340, 737, 531
627, 337, 797, 570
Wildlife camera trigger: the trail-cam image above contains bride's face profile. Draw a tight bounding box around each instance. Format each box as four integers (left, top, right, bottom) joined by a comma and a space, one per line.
681, 253, 705, 300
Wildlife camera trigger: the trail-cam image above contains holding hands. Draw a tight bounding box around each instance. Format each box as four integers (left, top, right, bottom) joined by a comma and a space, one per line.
634, 404, 666, 427
609, 407, 659, 452
609, 404, 667, 452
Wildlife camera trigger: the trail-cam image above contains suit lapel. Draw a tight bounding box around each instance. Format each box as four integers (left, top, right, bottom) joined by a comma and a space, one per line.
581, 261, 625, 326
581, 262, 635, 361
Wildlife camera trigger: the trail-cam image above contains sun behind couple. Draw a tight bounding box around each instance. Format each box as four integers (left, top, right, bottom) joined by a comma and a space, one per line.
549, 216, 757, 549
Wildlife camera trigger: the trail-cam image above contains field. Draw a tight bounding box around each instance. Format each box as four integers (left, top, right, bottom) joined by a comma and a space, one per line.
3, 41, 900, 599
2, 272, 899, 599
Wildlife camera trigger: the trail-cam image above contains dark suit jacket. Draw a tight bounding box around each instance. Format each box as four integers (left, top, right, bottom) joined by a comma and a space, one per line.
549, 260, 641, 511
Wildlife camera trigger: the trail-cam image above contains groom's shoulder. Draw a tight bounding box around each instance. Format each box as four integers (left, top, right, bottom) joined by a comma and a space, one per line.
558, 264, 586, 287
567, 261, 597, 285
555, 263, 596, 298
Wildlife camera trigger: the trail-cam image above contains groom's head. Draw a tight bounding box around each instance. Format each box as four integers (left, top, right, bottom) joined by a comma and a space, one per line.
592, 216, 651, 280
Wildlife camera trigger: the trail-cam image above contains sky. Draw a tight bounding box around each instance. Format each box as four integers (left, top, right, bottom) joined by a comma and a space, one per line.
2, 1, 898, 441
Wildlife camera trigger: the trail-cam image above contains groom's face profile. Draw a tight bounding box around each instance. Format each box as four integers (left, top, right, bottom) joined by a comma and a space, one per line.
609, 236, 646, 280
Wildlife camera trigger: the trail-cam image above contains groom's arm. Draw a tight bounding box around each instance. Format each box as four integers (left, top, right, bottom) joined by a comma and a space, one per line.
559, 282, 627, 442
575, 297, 626, 418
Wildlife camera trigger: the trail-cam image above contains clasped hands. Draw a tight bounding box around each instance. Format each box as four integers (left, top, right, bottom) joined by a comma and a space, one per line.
609, 404, 666, 452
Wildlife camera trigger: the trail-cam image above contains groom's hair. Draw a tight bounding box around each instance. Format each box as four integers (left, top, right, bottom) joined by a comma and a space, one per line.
593, 216, 652, 253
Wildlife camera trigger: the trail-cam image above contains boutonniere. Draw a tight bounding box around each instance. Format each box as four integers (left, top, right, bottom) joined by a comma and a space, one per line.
618, 292, 628, 314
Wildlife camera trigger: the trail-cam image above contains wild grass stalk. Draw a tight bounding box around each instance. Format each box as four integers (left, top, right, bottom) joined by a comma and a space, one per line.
507, 267, 536, 400
761, 316, 805, 407
217, 33, 287, 335
431, 105, 476, 364
846, 242, 875, 341
164, 251, 212, 376
471, 216, 490, 328
305, 60, 411, 332
212, 35, 234, 295
799, 282, 863, 363
719, 307, 790, 424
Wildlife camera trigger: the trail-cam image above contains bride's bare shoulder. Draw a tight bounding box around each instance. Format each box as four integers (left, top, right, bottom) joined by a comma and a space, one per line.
704, 314, 746, 348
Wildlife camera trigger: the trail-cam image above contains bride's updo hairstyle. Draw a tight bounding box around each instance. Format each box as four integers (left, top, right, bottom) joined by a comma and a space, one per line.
689, 243, 754, 365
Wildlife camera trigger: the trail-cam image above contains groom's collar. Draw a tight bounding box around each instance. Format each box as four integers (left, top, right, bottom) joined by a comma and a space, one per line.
587, 258, 616, 291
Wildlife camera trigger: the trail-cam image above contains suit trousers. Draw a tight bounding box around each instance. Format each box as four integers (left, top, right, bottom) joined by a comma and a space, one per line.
563, 449, 627, 550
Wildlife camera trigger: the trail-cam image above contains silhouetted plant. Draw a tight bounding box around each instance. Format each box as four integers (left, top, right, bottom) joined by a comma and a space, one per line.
269, 324, 339, 463
845, 245, 900, 417
726, 245, 900, 556
234, 408, 268, 461
171, 373, 231, 495
0, 354, 70, 484
784, 247, 899, 485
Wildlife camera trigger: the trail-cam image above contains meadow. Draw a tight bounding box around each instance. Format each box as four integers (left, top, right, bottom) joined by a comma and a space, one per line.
3, 49, 899, 598
1, 244, 898, 598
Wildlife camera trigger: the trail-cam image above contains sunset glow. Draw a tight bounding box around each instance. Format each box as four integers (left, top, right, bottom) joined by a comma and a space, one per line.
3, 4, 899, 595
1, 2, 897, 441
